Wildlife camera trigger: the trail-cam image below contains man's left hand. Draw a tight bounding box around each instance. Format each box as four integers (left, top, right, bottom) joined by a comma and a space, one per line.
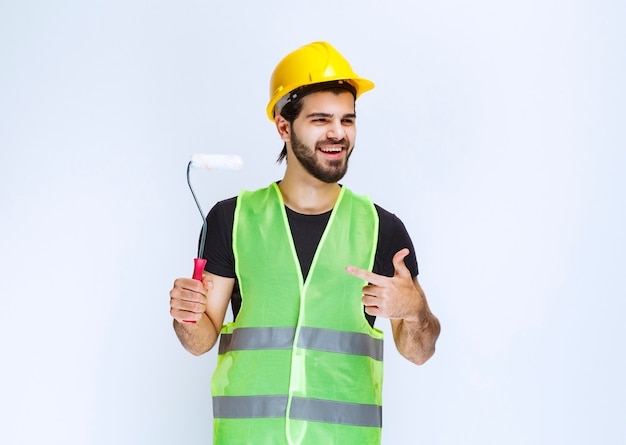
345, 248, 421, 321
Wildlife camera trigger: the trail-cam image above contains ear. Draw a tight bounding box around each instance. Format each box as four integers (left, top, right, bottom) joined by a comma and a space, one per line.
275, 114, 291, 142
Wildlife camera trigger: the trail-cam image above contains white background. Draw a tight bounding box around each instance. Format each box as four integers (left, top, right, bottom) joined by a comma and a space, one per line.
1, 1, 624, 444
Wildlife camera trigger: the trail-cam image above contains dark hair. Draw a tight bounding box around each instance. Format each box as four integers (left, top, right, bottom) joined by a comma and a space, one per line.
275, 99, 303, 163
275, 84, 356, 164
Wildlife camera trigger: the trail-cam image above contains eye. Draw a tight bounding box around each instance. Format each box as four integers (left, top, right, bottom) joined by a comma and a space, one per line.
312, 117, 329, 124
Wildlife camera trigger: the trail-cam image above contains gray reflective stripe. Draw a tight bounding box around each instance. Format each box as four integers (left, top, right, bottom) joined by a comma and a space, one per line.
213, 396, 382, 428
220, 326, 383, 360
290, 397, 382, 428
218, 327, 296, 354
298, 327, 384, 361
213, 395, 288, 418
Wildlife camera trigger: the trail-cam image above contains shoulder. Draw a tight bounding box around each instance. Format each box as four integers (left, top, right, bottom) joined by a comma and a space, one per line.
208, 196, 238, 223
374, 204, 408, 232
372, 203, 419, 277
210, 182, 279, 222
214, 196, 238, 212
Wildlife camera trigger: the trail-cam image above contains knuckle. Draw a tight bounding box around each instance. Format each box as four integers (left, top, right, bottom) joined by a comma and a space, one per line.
169, 296, 179, 309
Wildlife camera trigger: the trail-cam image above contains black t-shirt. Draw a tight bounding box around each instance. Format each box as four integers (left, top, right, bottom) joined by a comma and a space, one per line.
202, 188, 418, 327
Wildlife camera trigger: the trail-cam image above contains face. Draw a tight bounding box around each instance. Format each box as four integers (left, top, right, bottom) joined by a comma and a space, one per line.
287, 90, 357, 183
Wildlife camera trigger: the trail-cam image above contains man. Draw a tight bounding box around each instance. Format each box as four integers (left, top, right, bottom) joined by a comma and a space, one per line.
169, 41, 440, 445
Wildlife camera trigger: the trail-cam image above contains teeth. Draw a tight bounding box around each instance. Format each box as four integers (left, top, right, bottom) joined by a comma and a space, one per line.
321, 147, 342, 153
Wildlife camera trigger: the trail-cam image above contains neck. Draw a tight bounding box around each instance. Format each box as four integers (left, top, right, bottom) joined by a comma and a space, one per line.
278, 173, 341, 215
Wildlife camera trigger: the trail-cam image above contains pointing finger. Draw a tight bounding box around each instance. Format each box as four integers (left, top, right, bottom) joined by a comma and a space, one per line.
345, 265, 386, 286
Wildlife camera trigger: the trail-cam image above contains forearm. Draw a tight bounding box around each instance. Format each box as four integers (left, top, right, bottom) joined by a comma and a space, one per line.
390, 275, 440, 365
173, 314, 220, 356
391, 311, 440, 365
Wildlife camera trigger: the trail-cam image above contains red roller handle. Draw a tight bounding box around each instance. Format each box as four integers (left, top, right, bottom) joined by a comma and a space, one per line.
193, 257, 207, 281
183, 258, 207, 324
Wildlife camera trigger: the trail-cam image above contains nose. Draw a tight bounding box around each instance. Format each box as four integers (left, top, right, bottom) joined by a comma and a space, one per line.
326, 118, 346, 140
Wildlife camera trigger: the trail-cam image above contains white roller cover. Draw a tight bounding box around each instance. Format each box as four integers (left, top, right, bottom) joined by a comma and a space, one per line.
190, 153, 244, 170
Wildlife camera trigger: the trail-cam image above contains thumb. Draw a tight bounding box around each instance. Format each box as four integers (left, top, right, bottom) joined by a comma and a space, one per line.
201, 272, 214, 291
392, 248, 411, 277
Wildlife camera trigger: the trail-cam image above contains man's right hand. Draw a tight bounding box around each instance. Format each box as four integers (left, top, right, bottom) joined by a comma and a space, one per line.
169, 274, 212, 324
170, 271, 234, 355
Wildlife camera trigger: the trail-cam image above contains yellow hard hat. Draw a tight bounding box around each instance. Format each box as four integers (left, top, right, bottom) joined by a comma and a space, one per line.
266, 41, 375, 121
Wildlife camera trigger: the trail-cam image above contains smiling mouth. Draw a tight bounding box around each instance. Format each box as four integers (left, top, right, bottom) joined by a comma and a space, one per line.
317, 139, 349, 154
319, 147, 343, 154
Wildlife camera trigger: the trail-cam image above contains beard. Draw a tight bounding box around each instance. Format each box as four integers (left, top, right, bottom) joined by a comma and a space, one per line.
290, 127, 352, 183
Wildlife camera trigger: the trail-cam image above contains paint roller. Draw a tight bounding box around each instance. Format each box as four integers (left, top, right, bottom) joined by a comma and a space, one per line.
186, 154, 243, 322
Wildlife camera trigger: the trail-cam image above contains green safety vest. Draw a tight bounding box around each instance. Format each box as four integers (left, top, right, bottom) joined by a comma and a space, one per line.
212, 183, 384, 445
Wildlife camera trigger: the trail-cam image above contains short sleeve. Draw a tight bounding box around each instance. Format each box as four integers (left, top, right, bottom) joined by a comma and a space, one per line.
200, 197, 237, 278
373, 205, 419, 278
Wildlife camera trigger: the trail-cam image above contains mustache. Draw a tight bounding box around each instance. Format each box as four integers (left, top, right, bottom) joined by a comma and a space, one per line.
315, 139, 350, 150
